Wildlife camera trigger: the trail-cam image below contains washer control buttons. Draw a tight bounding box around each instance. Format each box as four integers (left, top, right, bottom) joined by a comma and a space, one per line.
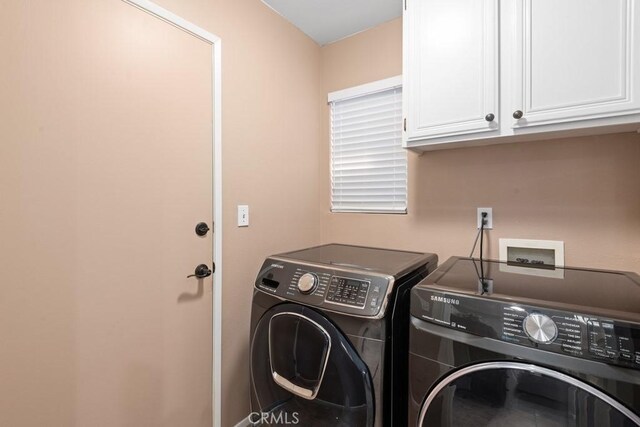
297, 273, 318, 294
523, 313, 558, 344
326, 276, 370, 307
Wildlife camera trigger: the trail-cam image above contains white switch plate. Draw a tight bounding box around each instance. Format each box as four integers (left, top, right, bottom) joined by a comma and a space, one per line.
237, 205, 249, 227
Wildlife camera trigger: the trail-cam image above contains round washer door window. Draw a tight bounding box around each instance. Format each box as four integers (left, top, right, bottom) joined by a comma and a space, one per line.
418, 362, 640, 427
251, 303, 374, 426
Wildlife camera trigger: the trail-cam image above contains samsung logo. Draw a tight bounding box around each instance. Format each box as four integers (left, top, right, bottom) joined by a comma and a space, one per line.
430, 295, 460, 305
270, 264, 284, 269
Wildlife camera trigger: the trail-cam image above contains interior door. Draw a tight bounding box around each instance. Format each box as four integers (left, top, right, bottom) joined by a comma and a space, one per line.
510, 0, 640, 128
0, 1, 214, 426
404, 0, 499, 142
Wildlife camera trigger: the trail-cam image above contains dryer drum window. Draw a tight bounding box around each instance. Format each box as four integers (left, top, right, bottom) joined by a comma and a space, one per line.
418, 362, 640, 427
268, 313, 331, 400
250, 303, 375, 426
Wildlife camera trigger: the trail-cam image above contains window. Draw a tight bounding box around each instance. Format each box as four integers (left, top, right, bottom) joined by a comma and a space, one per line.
328, 76, 407, 213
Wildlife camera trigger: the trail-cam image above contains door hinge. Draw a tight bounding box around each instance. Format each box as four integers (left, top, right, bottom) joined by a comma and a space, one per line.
404, 118, 407, 131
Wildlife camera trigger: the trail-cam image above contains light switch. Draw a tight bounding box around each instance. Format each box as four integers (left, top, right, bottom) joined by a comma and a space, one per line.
237, 205, 249, 227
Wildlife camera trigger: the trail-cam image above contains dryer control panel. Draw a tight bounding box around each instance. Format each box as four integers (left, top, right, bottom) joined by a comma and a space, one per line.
254, 257, 394, 319
411, 288, 640, 369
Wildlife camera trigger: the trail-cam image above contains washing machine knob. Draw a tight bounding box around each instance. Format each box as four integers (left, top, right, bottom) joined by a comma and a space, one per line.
297, 273, 318, 294
523, 313, 558, 344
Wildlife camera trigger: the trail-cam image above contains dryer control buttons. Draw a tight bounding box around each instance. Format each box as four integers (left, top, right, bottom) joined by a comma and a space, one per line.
297, 273, 318, 294
523, 313, 558, 344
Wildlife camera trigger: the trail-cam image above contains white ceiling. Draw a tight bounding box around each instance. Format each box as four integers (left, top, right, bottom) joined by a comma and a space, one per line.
261, 0, 402, 46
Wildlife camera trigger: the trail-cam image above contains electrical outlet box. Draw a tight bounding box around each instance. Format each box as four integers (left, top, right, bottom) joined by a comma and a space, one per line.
237, 205, 249, 227
478, 279, 493, 294
477, 207, 493, 229
498, 239, 565, 278
499, 238, 564, 267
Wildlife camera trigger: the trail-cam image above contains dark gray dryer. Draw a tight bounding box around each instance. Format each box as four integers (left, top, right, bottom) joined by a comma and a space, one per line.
250, 244, 438, 426
409, 256, 640, 427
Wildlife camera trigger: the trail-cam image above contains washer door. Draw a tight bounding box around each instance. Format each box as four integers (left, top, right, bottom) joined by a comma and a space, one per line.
251, 303, 374, 426
418, 362, 640, 427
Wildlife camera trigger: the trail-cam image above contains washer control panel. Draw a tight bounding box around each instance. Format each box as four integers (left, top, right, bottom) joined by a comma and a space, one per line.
325, 276, 370, 307
411, 288, 640, 369
255, 258, 392, 318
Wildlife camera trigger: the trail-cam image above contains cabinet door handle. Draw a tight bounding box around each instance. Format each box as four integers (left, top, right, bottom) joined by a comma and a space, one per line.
513, 110, 524, 119
485, 113, 495, 122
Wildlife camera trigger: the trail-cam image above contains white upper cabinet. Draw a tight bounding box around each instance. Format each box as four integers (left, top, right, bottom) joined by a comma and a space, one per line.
404, 0, 640, 150
403, 0, 499, 141
510, 0, 640, 128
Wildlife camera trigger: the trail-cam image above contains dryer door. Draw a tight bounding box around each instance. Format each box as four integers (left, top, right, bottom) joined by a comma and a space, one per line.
251, 303, 374, 426
417, 361, 640, 427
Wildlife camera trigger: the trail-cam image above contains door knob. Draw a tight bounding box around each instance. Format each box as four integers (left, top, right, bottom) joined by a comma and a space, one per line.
187, 264, 213, 279
513, 110, 524, 119
485, 113, 495, 122
195, 222, 210, 236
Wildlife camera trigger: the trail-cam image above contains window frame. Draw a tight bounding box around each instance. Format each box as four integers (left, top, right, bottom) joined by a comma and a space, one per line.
328, 76, 407, 214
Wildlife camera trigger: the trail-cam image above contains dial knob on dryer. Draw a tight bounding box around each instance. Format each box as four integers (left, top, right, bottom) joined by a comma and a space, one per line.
297, 273, 318, 294
523, 313, 558, 344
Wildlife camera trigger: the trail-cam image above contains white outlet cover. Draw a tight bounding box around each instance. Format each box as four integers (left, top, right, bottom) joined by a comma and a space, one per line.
477, 207, 493, 229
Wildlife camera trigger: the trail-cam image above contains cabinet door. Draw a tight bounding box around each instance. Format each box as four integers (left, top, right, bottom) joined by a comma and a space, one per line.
511, 0, 640, 128
404, 0, 499, 142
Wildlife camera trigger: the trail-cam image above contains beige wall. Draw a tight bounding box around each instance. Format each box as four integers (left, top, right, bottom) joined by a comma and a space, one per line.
150, 0, 323, 425
320, 17, 640, 273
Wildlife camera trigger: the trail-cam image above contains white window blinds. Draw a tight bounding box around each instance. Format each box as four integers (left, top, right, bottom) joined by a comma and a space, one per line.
329, 79, 407, 213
